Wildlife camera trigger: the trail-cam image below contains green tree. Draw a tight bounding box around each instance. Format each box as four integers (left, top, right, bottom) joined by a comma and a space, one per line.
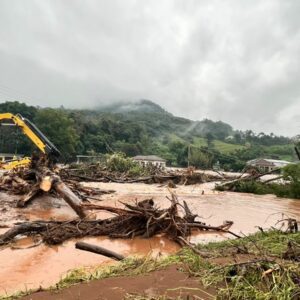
0, 101, 38, 154
0, 101, 37, 119
169, 140, 188, 166
283, 163, 300, 198
34, 109, 79, 161
206, 132, 214, 148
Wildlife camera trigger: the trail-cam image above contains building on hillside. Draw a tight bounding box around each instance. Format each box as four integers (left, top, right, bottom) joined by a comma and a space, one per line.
246, 158, 292, 173
225, 135, 234, 141
132, 155, 166, 168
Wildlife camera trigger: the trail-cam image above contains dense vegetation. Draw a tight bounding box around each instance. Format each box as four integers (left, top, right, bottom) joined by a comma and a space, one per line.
0, 100, 296, 170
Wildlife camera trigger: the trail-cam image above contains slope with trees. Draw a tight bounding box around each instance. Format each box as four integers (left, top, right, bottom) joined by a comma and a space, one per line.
0, 100, 296, 170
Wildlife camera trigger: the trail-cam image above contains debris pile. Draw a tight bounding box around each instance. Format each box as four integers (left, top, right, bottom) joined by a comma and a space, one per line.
1, 157, 298, 268
59, 164, 227, 185
0, 157, 115, 209
0, 193, 236, 246
216, 167, 284, 192
0, 155, 238, 252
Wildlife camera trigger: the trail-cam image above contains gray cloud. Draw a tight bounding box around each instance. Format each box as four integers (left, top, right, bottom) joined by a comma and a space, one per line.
0, 0, 299, 136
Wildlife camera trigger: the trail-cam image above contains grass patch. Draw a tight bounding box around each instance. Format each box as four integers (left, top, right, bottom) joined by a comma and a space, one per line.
56, 255, 180, 289
3, 231, 300, 299
206, 260, 300, 299
192, 138, 246, 154
212, 140, 246, 154
181, 231, 300, 299
198, 231, 300, 257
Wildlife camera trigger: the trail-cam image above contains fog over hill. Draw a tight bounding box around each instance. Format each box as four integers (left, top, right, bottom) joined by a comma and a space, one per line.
0, 100, 295, 169
0, 1, 300, 136
98, 99, 169, 114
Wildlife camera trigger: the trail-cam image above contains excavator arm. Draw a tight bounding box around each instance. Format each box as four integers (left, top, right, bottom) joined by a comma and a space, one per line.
0, 113, 60, 169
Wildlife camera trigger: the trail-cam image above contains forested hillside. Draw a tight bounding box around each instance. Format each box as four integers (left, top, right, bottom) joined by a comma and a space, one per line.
0, 100, 296, 171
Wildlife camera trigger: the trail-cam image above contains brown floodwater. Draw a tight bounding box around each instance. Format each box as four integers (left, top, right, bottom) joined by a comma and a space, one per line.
0, 235, 179, 295
1, 182, 300, 295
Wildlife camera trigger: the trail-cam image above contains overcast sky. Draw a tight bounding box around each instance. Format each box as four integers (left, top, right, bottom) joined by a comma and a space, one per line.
0, 1, 299, 136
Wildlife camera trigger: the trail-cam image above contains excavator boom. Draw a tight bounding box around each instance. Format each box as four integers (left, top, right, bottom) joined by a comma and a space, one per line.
0, 113, 60, 168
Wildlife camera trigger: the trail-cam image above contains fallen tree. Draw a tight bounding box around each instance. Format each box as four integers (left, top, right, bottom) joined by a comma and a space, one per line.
0, 193, 237, 246
75, 242, 125, 260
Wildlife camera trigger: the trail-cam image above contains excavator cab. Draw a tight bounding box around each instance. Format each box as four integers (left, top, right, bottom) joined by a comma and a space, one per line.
0, 113, 60, 169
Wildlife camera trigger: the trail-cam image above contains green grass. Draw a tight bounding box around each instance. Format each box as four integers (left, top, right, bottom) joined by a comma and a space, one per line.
193, 137, 208, 147
3, 231, 300, 300
210, 260, 300, 299
59, 231, 300, 299
56, 255, 180, 289
198, 231, 300, 257
193, 138, 246, 154
263, 144, 295, 162
212, 140, 246, 154
186, 231, 300, 300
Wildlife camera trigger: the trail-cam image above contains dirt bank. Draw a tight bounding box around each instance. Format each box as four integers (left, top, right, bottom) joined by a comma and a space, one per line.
21, 265, 215, 300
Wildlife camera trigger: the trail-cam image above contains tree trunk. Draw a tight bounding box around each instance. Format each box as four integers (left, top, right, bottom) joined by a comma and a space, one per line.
75, 241, 125, 260
53, 180, 87, 219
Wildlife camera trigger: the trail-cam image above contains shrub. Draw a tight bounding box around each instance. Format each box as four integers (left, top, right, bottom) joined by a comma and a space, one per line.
106, 152, 144, 176
225, 180, 298, 199
283, 163, 300, 198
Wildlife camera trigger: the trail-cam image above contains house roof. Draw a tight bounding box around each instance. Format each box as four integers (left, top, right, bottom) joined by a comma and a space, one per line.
132, 155, 166, 162
247, 158, 292, 167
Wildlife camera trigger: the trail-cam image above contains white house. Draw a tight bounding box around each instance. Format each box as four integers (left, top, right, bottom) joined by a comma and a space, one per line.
132, 155, 166, 168
246, 158, 292, 173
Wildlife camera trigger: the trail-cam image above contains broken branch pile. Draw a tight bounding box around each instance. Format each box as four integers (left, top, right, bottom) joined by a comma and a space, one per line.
0, 195, 235, 246
59, 164, 228, 185
216, 167, 285, 192
0, 158, 115, 209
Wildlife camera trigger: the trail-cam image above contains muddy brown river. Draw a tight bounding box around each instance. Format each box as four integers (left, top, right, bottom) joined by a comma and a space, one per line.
1, 182, 300, 295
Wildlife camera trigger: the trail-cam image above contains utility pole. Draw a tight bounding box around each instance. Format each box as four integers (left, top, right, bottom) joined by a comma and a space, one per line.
187, 144, 191, 167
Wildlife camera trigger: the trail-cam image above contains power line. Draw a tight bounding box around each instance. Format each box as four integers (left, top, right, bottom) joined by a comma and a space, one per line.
0, 82, 39, 103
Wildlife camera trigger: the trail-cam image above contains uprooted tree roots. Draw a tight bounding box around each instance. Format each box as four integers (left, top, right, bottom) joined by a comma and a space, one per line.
0, 193, 237, 247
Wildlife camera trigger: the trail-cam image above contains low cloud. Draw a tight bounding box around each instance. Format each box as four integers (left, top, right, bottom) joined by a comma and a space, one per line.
0, 0, 299, 135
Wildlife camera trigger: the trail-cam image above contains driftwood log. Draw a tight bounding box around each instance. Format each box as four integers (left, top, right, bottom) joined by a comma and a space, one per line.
75, 242, 125, 260
53, 180, 86, 218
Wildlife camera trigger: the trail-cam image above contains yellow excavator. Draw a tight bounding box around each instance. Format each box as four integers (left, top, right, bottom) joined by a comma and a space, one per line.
0, 113, 60, 169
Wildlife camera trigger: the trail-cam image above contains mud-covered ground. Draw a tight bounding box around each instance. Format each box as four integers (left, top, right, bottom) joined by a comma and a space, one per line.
1, 180, 300, 296
20, 253, 259, 300
22, 264, 213, 300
